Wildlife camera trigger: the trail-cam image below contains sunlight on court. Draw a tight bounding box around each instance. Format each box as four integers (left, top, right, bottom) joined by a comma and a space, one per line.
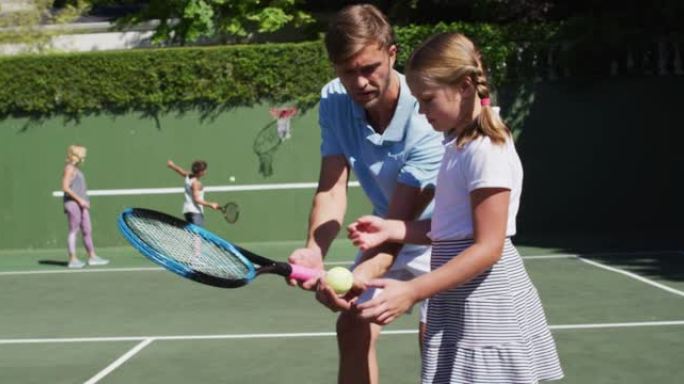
1, 246, 683, 384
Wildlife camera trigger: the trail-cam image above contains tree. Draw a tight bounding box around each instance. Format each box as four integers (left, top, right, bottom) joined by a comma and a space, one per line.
105, 0, 313, 46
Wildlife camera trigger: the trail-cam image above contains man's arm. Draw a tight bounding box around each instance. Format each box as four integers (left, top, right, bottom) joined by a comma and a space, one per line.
306, 155, 350, 257
287, 155, 349, 287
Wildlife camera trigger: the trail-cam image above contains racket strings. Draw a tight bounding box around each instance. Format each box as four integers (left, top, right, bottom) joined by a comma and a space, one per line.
126, 215, 250, 280
222, 202, 239, 223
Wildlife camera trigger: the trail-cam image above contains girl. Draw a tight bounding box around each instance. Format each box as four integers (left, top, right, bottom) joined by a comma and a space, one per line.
167, 160, 220, 226
347, 33, 563, 383
62, 145, 109, 268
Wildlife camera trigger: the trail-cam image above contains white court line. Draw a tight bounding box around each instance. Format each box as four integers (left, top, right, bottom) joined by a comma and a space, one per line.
522, 254, 575, 260
578, 257, 684, 298
15, 320, 684, 383
0, 251, 677, 276
0, 265, 354, 276
51, 181, 361, 197
83, 338, 154, 384
0, 267, 162, 276
549, 320, 684, 330
0, 256, 552, 276
2, 320, 684, 345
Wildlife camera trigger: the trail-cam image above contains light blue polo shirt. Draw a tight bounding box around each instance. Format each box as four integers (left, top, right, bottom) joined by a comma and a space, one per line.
319, 72, 444, 220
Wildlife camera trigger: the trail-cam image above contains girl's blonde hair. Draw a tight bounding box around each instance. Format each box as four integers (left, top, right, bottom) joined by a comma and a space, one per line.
406, 32, 509, 147
66, 145, 87, 164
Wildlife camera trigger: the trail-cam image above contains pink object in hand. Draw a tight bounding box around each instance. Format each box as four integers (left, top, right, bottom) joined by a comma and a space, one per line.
289, 264, 321, 281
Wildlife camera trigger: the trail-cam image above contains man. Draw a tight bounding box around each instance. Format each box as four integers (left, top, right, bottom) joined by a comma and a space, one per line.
287, 4, 444, 384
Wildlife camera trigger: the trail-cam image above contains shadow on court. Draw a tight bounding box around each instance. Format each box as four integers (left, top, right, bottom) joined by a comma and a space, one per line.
516, 229, 684, 282
38, 259, 69, 267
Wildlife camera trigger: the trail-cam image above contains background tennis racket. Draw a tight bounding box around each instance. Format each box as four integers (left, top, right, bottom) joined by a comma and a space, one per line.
118, 208, 318, 288
219, 202, 239, 223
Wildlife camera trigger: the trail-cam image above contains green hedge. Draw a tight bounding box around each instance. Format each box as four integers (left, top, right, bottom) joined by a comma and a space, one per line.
0, 23, 558, 118
0, 41, 333, 117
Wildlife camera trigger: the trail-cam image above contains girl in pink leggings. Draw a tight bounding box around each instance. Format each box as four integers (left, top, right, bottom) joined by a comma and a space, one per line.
62, 145, 109, 269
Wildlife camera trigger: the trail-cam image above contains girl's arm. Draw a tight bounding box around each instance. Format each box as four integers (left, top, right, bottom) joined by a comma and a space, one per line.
191, 180, 219, 210
356, 187, 510, 324
61, 165, 89, 208
167, 160, 189, 177
410, 187, 509, 301
348, 217, 431, 251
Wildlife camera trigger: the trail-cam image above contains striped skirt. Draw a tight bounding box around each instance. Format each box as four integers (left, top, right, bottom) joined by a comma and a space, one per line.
421, 238, 564, 384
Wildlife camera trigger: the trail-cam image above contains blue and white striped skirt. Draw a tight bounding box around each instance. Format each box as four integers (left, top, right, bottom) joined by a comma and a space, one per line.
421, 238, 564, 384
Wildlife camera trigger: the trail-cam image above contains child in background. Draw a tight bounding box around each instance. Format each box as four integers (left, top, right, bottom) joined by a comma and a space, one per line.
167, 160, 220, 226
347, 32, 563, 383
62, 145, 109, 268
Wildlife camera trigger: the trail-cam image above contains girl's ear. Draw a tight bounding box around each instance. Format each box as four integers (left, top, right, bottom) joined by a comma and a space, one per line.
459, 77, 476, 98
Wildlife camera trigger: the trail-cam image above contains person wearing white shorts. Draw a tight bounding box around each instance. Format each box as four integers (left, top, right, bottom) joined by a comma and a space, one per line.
285, 5, 444, 384
353, 244, 431, 323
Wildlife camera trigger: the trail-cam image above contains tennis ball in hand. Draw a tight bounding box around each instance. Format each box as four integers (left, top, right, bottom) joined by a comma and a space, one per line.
324, 267, 354, 295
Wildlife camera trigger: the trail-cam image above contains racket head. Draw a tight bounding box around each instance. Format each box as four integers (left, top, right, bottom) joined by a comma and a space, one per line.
118, 208, 255, 288
220, 202, 239, 223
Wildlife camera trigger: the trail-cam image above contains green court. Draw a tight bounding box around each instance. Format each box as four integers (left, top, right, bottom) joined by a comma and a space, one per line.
1, 241, 682, 383
1, 3, 682, 383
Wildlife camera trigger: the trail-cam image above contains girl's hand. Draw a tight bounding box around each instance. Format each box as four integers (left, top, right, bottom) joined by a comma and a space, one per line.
356, 279, 417, 325
166, 160, 175, 168
79, 200, 90, 209
347, 215, 389, 251
209, 202, 220, 210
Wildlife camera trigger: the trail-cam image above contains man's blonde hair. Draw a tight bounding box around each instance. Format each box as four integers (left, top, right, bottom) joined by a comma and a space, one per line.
324, 4, 395, 64
407, 32, 509, 147
66, 145, 87, 164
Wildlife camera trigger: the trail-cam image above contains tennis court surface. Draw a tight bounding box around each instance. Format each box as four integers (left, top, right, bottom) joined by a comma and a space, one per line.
1, 240, 683, 383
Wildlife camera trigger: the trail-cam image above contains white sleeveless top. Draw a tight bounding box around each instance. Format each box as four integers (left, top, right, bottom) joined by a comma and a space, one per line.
183, 176, 203, 214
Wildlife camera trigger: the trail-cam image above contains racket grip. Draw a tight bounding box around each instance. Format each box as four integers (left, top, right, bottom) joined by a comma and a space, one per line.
289, 264, 321, 282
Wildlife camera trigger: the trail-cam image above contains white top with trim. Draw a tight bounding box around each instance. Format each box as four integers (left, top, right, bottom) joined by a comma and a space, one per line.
183, 176, 204, 214
428, 135, 523, 241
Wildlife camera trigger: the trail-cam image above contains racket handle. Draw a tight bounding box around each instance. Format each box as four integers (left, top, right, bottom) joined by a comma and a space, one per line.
289, 264, 321, 282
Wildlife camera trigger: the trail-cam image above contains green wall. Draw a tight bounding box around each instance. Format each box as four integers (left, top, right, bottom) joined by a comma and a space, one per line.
513, 77, 684, 236
1, 76, 682, 251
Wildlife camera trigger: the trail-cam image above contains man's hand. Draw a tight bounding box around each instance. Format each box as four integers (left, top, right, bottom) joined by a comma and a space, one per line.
316, 272, 366, 312
287, 248, 324, 290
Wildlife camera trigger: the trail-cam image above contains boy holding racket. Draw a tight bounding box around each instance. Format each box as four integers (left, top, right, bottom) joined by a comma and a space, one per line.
286, 4, 444, 384
167, 160, 220, 226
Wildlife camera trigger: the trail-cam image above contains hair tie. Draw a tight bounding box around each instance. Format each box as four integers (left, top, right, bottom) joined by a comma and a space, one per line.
480, 98, 491, 106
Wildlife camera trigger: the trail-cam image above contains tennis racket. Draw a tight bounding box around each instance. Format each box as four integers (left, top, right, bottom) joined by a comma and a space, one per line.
118, 208, 319, 288
219, 202, 239, 224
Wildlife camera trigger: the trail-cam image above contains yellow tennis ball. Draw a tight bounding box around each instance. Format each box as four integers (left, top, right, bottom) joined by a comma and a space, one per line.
324, 267, 354, 295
